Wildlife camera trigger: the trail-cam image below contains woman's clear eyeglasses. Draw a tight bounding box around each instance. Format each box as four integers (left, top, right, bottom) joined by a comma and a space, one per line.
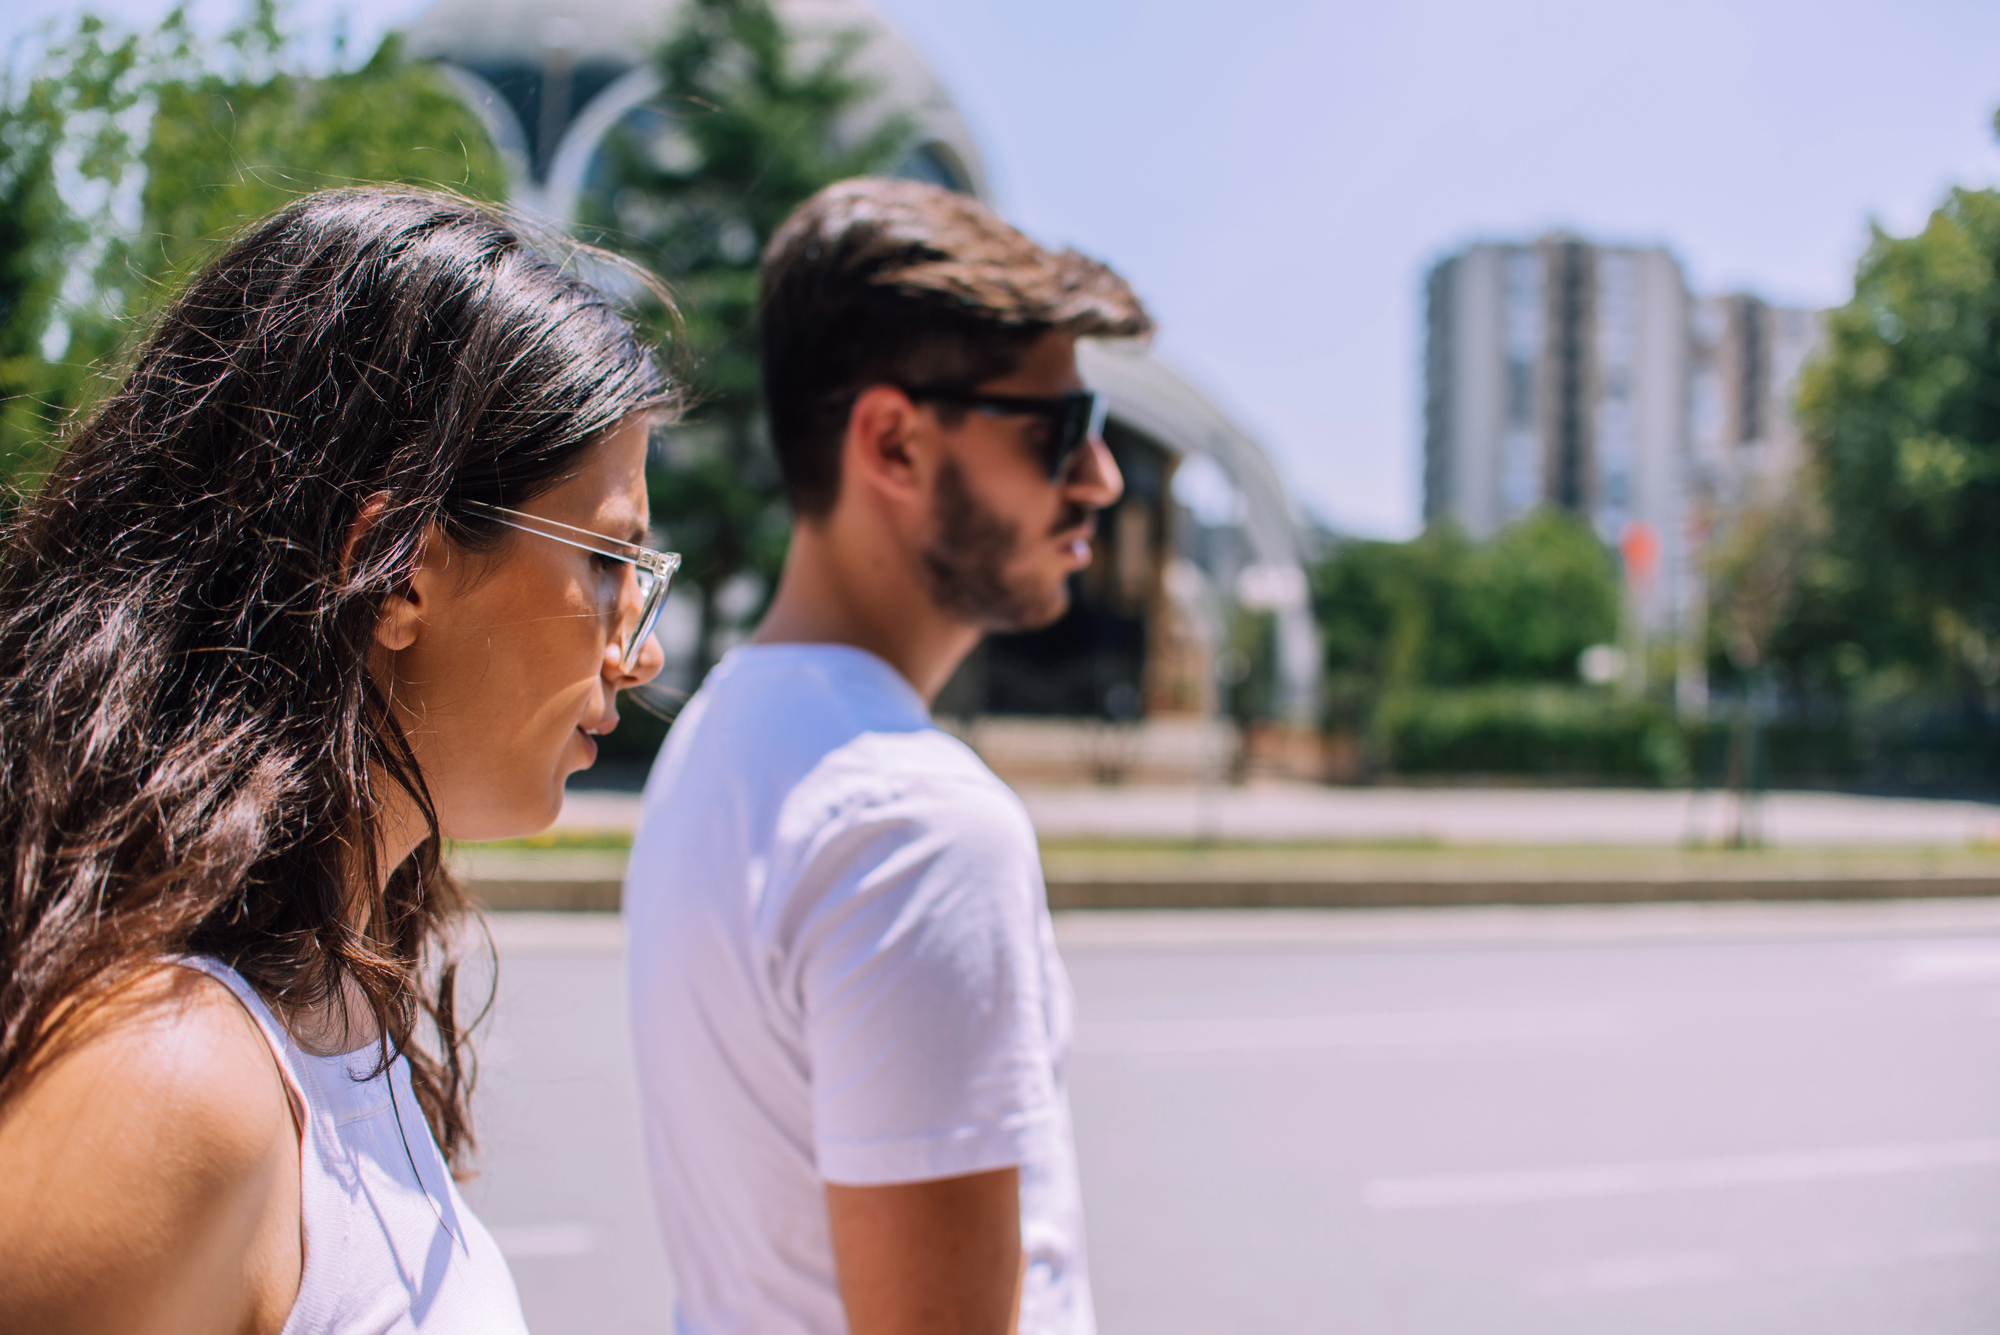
466, 501, 680, 670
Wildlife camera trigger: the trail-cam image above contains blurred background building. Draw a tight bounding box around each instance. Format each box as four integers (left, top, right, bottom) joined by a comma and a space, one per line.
1423, 238, 1693, 634
405, 0, 988, 221
1690, 294, 1823, 511
406, 0, 1321, 779
1422, 236, 1823, 658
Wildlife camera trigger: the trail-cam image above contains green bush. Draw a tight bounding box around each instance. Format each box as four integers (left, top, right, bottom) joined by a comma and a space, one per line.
1378, 685, 1688, 785
1679, 708, 2000, 795
1312, 509, 1621, 734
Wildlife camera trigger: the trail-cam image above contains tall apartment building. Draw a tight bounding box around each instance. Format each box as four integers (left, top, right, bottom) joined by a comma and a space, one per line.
1690, 294, 1823, 509
1423, 233, 1827, 666
1424, 234, 1692, 556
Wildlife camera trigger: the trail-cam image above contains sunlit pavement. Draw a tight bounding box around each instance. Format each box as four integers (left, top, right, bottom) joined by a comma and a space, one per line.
464, 901, 2000, 1335
556, 783, 2000, 847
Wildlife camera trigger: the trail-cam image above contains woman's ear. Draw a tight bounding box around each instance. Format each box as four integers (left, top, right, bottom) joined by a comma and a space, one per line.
375, 524, 452, 654
345, 496, 446, 654
375, 576, 422, 653
340, 493, 391, 578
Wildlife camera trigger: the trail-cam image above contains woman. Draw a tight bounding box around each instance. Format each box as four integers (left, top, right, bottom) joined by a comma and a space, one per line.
0, 188, 675, 1331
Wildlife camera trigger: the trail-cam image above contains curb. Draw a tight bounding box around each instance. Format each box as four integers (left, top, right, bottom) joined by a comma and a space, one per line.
469, 874, 2000, 914
1043, 876, 2000, 910
472, 878, 625, 912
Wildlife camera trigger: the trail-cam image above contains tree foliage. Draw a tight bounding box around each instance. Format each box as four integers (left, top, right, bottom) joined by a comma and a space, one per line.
1312, 508, 1622, 728
1796, 181, 2000, 704
589, 0, 915, 673
0, 4, 504, 491
143, 29, 506, 283
0, 17, 150, 485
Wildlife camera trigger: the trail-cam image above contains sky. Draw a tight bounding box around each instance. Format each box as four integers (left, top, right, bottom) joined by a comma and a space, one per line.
11, 0, 2000, 536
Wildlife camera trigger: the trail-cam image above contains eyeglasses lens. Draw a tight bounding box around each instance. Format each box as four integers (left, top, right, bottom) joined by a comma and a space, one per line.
621, 568, 669, 669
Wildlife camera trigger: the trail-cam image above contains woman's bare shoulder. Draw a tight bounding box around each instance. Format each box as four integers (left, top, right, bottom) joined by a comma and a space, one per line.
0, 965, 303, 1333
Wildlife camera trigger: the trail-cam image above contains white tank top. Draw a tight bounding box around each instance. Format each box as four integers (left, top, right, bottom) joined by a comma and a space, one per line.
178, 957, 531, 1334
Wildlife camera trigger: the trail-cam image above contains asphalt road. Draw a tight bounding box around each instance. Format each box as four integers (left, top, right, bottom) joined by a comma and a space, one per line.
461, 902, 2000, 1334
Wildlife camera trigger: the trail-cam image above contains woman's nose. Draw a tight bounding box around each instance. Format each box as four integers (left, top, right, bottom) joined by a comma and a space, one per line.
606, 627, 665, 689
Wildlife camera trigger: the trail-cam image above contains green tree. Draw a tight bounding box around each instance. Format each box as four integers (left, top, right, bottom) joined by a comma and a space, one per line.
1705, 488, 1824, 840
0, 4, 504, 492
589, 0, 915, 674
1796, 170, 2000, 706
1311, 507, 1620, 726
141, 25, 506, 285
1312, 521, 1469, 730
0, 17, 151, 487
1458, 508, 1622, 682
1312, 510, 1658, 781
0, 69, 74, 484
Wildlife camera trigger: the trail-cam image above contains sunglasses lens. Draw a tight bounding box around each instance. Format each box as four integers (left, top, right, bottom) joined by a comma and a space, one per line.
1047, 393, 1103, 481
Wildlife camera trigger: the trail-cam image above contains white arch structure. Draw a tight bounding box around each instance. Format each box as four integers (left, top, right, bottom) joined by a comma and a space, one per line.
1080, 340, 1320, 723
407, 0, 989, 216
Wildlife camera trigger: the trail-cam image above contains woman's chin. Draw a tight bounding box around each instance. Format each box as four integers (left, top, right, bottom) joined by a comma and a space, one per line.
438, 778, 569, 845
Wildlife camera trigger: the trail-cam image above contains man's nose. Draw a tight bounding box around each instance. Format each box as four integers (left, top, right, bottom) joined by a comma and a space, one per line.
1064, 434, 1123, 509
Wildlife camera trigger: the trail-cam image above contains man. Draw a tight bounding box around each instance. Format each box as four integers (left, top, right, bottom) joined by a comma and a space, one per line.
624, 177, 1151, 1335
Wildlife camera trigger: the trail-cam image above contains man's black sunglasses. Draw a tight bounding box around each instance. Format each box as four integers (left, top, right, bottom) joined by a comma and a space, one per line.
903, 388, 1109, 482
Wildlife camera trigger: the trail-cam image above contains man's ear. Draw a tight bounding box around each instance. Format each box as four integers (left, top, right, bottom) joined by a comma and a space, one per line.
843, 385, 930, 505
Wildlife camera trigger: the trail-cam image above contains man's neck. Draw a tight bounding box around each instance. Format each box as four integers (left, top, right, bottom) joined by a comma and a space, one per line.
752, 517, 980, 704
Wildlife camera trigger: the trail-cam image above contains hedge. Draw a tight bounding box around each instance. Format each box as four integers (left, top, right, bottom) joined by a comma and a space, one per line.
1377, 685, 1689, 785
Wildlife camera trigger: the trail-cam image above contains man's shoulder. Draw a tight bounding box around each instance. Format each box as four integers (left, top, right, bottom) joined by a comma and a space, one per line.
663, 647, 929, 766
756, 733, 1040, 926
630, 648, 1031, 885
792, 725, 1024, 839
777, 735, 1046, 979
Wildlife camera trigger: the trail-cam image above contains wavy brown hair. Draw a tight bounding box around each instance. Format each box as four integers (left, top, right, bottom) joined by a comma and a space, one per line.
0, 188, 673, 1164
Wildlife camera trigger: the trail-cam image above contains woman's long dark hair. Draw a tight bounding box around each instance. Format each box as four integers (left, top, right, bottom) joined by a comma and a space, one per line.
0, 188, 672, 1163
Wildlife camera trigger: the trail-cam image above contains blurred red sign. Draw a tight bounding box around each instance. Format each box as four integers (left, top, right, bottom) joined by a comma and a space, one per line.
1620, 521, 1659, 584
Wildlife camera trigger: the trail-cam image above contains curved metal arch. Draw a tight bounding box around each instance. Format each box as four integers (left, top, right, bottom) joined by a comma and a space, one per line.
429, 64, 536, 194
542, 65, 665, 224
1079, 339, 1321, 724
425, 0, 995, 226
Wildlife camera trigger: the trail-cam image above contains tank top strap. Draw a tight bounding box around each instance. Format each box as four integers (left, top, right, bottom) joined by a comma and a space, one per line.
171, 956, 310, 1124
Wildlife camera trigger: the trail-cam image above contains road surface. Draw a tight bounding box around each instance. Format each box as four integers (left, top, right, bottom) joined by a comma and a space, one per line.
462, 900, 2000, 1333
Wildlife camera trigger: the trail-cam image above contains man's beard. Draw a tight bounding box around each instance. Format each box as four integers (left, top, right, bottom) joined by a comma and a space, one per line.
919, 455, 1088, 632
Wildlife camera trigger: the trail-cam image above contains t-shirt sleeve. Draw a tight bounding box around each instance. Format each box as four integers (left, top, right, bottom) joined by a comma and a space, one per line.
784, 777, 1058, 1187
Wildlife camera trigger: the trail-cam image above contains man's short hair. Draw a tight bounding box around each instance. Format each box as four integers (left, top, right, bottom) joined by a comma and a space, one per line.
760, 178, 1153, 518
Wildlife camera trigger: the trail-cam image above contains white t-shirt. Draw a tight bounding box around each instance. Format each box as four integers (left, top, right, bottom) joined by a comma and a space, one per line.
624, 644, 1092, 1335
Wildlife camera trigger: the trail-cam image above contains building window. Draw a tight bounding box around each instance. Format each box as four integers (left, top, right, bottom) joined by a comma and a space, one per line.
1500, 249, 1544, 518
